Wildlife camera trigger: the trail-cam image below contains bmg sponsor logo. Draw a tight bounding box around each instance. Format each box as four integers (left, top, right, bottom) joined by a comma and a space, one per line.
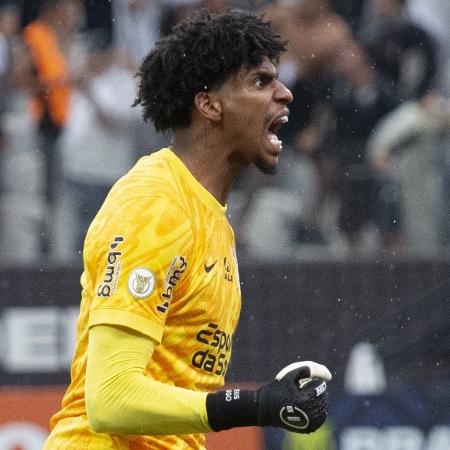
157, 256, 187, 313
97, 236, 124, 298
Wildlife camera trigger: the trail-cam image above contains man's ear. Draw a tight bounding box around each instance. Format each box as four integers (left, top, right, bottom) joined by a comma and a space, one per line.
194, 91, 222, 123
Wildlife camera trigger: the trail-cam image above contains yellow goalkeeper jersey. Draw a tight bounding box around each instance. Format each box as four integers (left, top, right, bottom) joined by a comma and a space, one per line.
47, 148, 242, 449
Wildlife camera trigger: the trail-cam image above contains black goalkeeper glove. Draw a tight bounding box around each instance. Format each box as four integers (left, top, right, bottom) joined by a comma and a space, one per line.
206, 361, 332, 434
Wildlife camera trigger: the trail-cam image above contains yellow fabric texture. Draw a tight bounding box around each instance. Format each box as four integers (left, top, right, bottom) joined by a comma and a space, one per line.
85, 324, 210, 435
44, 149, 242, 449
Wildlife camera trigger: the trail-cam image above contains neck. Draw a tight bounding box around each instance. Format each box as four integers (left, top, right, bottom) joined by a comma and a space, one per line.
170, 127, 247, 206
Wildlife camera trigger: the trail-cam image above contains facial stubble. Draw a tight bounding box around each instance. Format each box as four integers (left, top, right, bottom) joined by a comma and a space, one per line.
254, 155, 278, 175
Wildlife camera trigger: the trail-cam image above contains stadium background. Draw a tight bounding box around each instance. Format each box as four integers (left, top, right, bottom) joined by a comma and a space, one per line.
0, 0, 449, 449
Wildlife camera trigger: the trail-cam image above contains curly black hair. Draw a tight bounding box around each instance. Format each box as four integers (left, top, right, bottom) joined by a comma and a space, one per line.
133, 10, 288, 132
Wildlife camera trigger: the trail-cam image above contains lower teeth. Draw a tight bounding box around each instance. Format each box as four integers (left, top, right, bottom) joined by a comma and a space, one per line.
269, 135, 282, 146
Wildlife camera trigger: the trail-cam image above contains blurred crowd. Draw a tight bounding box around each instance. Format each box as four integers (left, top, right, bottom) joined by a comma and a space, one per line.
0, 0, 449, 265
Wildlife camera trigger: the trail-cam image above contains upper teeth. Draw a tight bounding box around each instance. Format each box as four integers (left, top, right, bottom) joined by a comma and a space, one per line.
279, 116, 288, 124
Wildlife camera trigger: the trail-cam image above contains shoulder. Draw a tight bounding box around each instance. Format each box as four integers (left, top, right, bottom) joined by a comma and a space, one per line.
110, 150, 188, 210
93, 154, 190, 229
86, 185, 194, 265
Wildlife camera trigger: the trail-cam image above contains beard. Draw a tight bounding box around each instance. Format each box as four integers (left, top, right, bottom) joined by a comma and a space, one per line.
254, 155, 278, 175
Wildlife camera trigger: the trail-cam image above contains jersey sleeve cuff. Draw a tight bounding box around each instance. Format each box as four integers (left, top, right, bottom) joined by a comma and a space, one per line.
88, 308, 164, 343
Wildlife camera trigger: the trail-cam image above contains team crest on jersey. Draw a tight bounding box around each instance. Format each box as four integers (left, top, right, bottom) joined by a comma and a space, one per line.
127, 267, 155, 299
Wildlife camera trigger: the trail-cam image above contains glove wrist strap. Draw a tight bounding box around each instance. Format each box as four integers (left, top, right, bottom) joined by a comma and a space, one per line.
206, 388, 259, 431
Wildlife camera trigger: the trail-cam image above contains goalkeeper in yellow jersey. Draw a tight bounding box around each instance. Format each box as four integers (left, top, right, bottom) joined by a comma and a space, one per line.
44, 9, 332, 450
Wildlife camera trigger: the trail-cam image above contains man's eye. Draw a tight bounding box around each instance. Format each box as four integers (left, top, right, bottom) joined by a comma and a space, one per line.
255, 76, 271, 88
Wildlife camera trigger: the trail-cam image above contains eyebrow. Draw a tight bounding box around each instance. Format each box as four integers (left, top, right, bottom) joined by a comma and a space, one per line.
251, 66, 279, 79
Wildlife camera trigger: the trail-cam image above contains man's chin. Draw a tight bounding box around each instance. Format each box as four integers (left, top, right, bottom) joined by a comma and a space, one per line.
254, 155, 278, 175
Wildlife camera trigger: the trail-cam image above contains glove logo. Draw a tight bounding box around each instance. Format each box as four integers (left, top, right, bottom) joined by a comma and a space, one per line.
315, 381, 327, 396
279, 405, 309, 430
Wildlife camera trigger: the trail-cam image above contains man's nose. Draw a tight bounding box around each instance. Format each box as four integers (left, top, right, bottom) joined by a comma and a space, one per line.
275, 80, 293, 104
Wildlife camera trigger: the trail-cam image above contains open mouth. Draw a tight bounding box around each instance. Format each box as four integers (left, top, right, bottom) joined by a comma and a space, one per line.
267, 115, 289, 151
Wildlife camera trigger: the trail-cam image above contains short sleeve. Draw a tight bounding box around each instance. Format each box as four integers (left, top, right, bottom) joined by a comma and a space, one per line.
87, 196, 192, 343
